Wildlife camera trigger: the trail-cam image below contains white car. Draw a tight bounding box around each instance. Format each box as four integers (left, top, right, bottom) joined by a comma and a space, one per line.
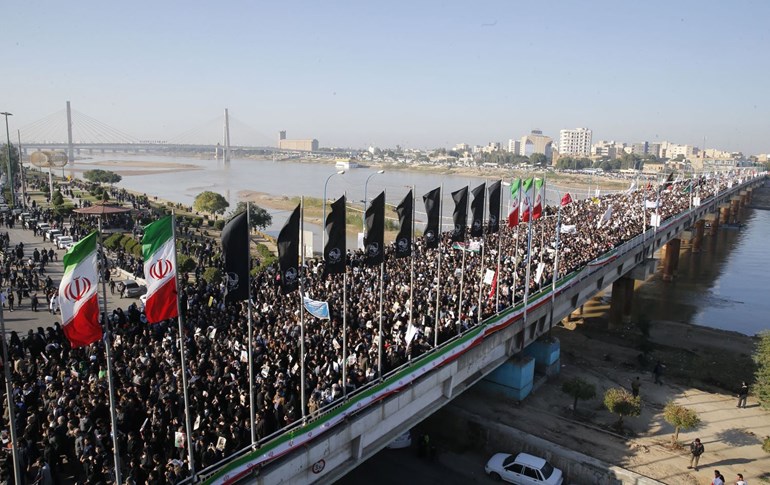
46, 229, 62, 241
485, 452, 563, 485
56, 236, 74, 249
386, 430, 412, 450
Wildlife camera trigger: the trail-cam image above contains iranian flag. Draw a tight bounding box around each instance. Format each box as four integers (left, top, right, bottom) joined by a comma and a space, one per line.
507, 179, 521, 227
59, 232, 103, 348
532, 178, 544, 220
520, 178, 535, 223
142, 215, 179, 323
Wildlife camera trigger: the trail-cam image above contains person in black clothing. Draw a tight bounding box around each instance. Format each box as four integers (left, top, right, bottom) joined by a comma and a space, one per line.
737, 381, 749, 408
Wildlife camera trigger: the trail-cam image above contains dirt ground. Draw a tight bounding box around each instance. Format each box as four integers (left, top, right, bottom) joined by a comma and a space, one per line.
448, 297, 770, 484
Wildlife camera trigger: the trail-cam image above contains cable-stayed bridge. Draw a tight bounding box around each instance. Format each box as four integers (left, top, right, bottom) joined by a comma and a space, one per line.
18, 102, 281, 162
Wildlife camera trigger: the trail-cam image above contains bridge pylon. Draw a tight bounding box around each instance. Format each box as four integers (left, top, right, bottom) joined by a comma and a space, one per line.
66, 101, 74, 164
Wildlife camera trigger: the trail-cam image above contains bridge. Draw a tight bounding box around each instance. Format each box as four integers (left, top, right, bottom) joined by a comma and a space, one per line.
193, 177, 762, 484
16, 102, 354, 161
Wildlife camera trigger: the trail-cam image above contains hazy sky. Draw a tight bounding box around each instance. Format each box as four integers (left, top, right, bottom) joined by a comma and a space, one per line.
3, 0, 769, 154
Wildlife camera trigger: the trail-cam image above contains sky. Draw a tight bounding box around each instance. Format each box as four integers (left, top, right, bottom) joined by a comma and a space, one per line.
2, 0, 769, 154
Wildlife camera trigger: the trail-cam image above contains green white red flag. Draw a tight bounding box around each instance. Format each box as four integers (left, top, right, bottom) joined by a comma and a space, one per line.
520, 178, 534, 223
59, 232, 103, 348
142, 215, 179, 323
532, 178, 544, 220
507, 179, 521, 227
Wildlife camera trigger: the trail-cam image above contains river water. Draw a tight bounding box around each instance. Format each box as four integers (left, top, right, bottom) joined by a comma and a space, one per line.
62, 154, 768, 336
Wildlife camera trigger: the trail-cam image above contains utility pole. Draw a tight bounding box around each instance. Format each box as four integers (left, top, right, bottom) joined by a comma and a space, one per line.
1, 112, 14, 207
223, 108, 231, 163
66, 101, 74, 164
17, 130, 25, 207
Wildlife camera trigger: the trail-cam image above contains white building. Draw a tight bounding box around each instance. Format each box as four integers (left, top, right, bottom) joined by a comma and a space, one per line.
507, 139, 520, 154
559, 128, 592, 156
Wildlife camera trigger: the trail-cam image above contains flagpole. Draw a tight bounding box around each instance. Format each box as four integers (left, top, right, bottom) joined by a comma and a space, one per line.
434, 184, 442, 348
245, 203, 256, 445
97, 218, 123, 485
495, 179, 502, 311
342, 193, 348, 397
523, 219, 533, 323
300, 197, 307, 419
0, 294, 20, 485
171, 211, 196, 475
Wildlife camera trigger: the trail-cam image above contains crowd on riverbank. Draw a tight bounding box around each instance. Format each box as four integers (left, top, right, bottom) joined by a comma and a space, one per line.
0, 172, 752, 484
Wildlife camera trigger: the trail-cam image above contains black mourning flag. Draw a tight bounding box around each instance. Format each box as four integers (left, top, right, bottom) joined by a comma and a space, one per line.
221, 211, 249, 302
277, 204, 300, 294
422, 187, 441, 249
451, 186, 468, 242
364, 191, 385, 266
395, 190, 412, 258
487, 180, 501, 234
470, 182, 486, 238
324, 195, 346, 276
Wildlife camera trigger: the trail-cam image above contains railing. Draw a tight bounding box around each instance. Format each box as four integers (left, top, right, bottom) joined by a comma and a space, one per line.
192, 178, 755, 485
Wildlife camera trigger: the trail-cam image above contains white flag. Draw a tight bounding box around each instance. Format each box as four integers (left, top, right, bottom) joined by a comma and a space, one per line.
535, 262, 546, 285
597, 206, 612, 228
645, 200, 659, 209
483, 269, 495, 285
405, 322, 419, 345
560, 224, 577, 234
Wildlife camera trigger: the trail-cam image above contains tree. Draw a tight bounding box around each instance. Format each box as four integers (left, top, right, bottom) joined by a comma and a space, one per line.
754, 331, 770, 409
561, 377, 596, 414
0, 144, 20, 179
229, 201, 272, 231
530, 153, 548, 167
603, 388, 641, 428
193, 191, 229, 215
663, 401, 701, 445
51, 190, 64, 207
83, 169, 122, 184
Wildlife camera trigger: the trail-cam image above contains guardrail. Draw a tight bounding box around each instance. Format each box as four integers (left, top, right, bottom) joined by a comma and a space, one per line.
191, 178, 757, 484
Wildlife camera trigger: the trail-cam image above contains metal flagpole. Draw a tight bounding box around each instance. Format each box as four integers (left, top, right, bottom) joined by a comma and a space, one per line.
97, 217, 123, 485
0, 291, 20, 485
170, 211, 196, 475
495, 180, 503, 311
300, 197, 307, 419
523, 219, 533, 323
245, 203, 256, 445
433, 184, 442, 348
342, 193, 348, 396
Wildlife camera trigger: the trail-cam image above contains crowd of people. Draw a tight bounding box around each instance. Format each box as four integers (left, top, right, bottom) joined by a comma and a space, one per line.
0, 172, 751, 484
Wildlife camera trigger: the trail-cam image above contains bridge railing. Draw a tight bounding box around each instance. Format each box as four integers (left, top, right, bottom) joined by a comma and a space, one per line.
191, 178, 757, 485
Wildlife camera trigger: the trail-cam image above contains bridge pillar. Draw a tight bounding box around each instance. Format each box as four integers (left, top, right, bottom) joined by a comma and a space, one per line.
662, 238, 681, 282
730, 197, 741, 223
692, 220, 705, 253
609, 276, 635, 327
719, 204, 732, 226
480, 357, 535, 401
746, 187, 753, 204
703, 212, 718, 236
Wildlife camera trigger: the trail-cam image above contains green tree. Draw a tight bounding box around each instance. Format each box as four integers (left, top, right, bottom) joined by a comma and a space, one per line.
51, 190, 64, 207
754, 331, 770, 409
229, 201, 273, 231
0, 144, 20, 179
603, 387, 641, 428
193, 191, 229, 215
530, 153, 548, 167
83, 169, 122, 184
561, 377, 596, 414
663, 401, 701, 445
202, 267, 222, 284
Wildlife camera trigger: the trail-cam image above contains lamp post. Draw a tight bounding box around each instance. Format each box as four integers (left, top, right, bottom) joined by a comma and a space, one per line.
1, 112, 14, 208
322, 170, 345, 251
363, 170, 385, 232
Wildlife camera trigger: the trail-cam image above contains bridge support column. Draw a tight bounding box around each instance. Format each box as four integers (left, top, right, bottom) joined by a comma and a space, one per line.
523, 338, 561, 377
720, 204, 731, 226
703, 213, 718, 236
609, 276, 635, 327
662, 238, 681, 282
692, 220, 705, 253
746, 188, 753, 204
480, 357, 534, 401
730, 197, 741, 223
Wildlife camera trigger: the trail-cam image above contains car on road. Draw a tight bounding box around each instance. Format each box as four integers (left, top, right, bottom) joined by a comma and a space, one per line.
24, 218, 38, 229
36, 222, 50, 233
485, 452, 563, 485
117, 280, 147, 298
386, 430, 412, 450
46, 229, 62, 242
56, 236, 74, 249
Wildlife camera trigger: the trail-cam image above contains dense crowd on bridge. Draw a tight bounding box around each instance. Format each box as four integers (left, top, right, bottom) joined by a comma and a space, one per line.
0, 173, 748, 484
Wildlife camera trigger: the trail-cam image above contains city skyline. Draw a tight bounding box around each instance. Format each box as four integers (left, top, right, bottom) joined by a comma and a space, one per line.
2, 1, 769, 154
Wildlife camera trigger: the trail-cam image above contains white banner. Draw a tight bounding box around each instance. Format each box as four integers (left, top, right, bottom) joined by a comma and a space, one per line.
483, 269, 495, 285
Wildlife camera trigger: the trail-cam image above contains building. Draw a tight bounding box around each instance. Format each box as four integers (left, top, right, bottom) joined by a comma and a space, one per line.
591, 140, 622, 159
558, 128, 592, 156
453, 143, 470, 152
519, 130, 553, 159
278, 131, 319, 152
481, 142, 502, 154
507, 139, 520, 154
631, 142, 648, 156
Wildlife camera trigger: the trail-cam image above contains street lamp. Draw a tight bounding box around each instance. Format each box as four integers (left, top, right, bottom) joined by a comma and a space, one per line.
322, 170, 345, 251
1, 112, 14, 208
363, 170, 385, 232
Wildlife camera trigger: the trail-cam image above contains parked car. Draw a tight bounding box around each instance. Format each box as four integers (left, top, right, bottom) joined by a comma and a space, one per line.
46, 229, 62, 242
386, 430, 412, 450
118, 280, 147, 298
18, 212, 30, 222
24, 218, 38, 229
56, 236, 74, 249
37, 222, 51, 233
485, 452, 563, 485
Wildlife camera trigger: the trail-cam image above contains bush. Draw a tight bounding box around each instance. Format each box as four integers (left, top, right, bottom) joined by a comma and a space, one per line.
206, 220, 215, 227
603, 387, 641, 428
763, 436, 770, 454
104, 233, 124, 250
561, 377, 596, 414
120, 235, 134, 249
177, 254, 197, 273
214, 220, 225, 230
202, 267, 222, 284
663, 401, 700, 445
131, 243, 143, 258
